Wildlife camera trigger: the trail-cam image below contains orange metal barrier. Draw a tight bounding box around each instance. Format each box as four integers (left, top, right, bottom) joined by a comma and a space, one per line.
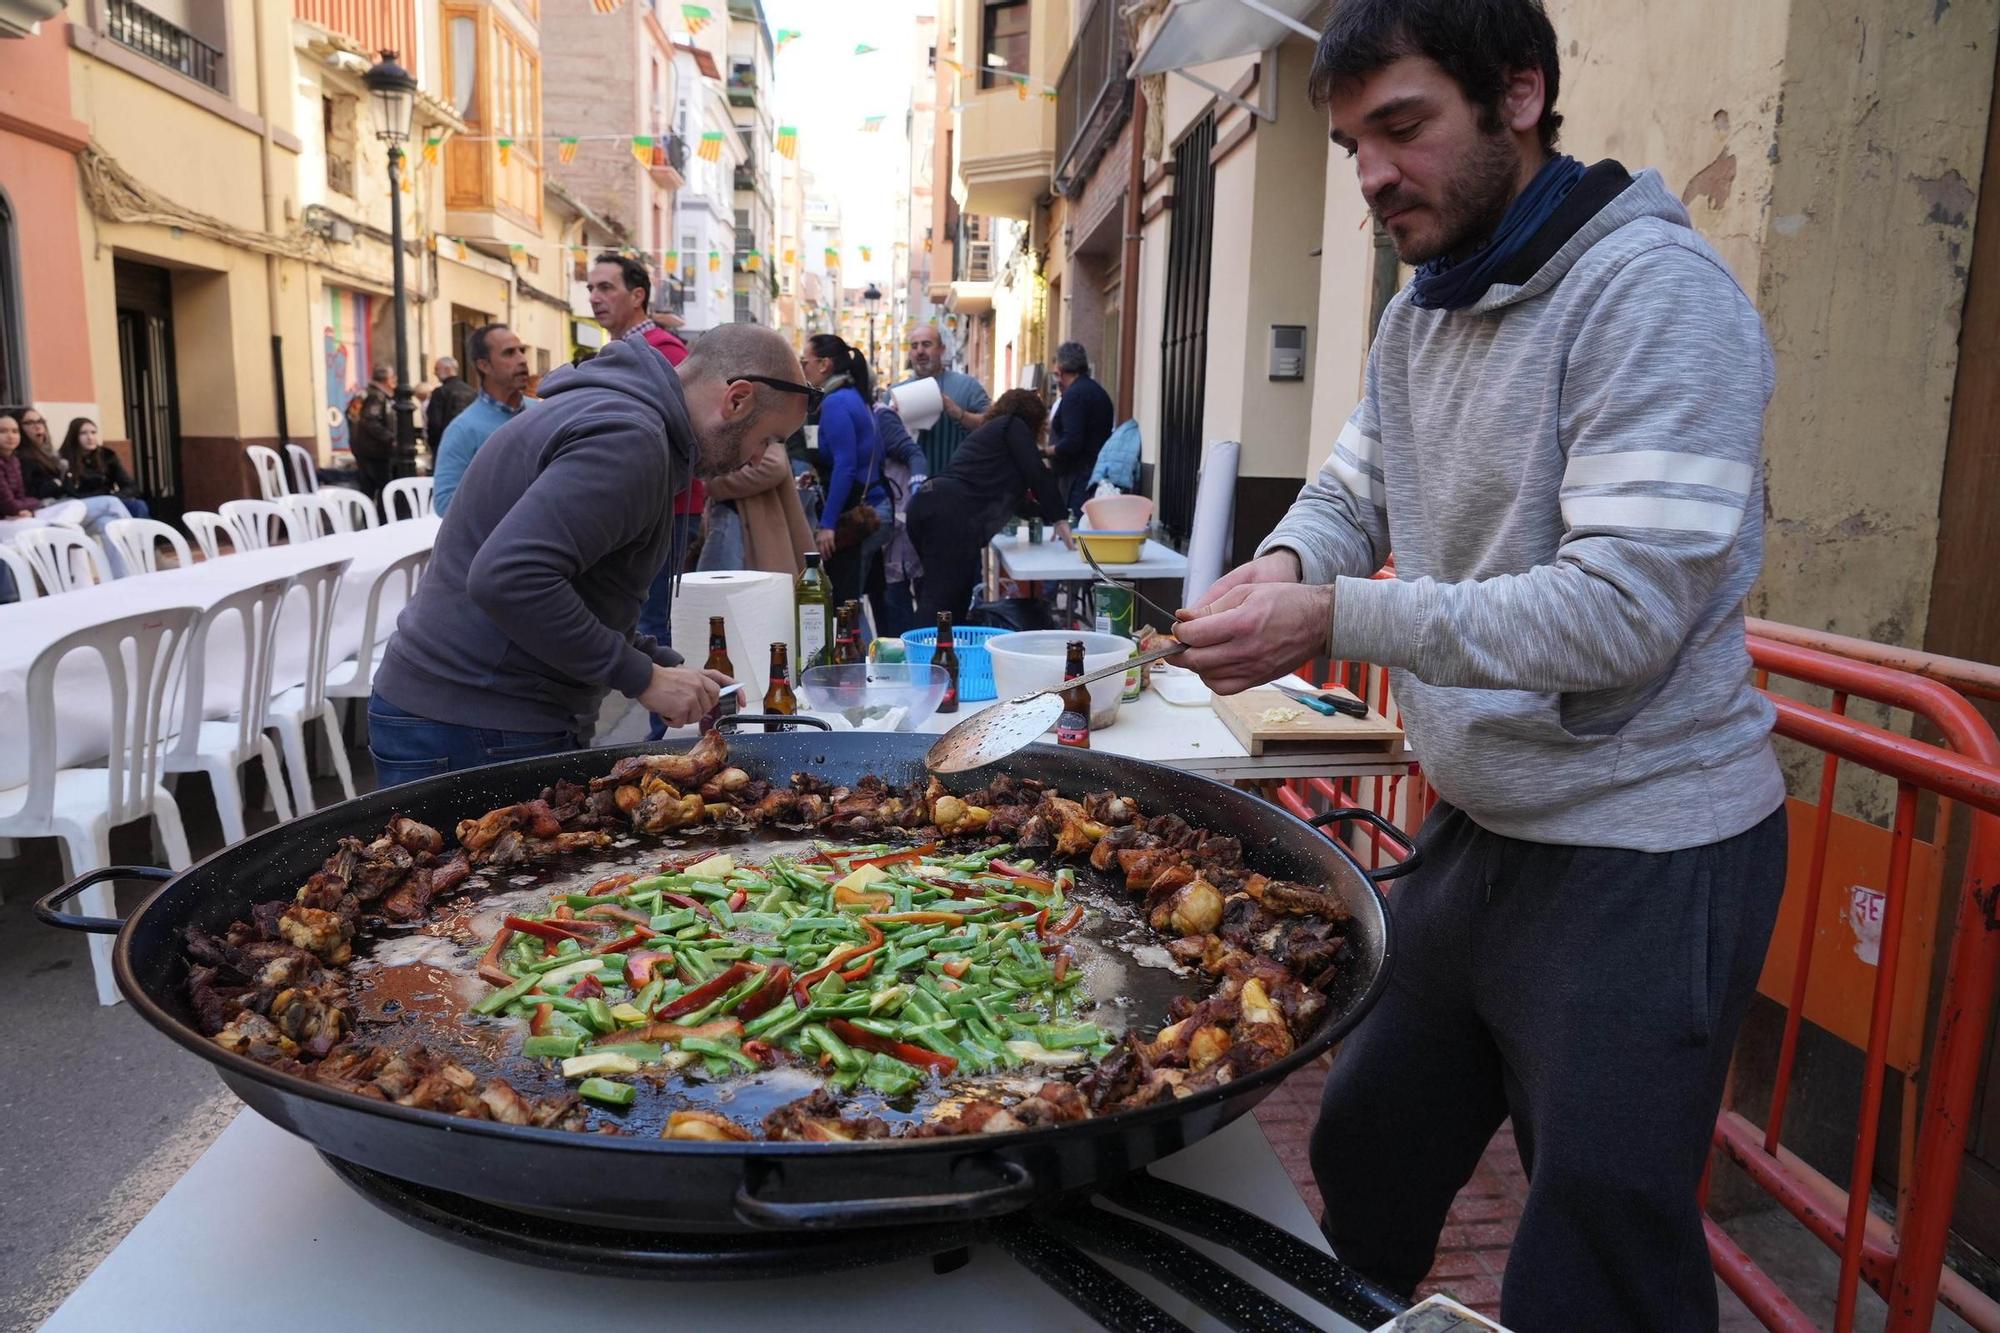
1277, 629, 2000, 1330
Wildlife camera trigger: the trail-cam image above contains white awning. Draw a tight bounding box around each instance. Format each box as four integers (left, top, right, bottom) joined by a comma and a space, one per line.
1129, 0, 1326, 79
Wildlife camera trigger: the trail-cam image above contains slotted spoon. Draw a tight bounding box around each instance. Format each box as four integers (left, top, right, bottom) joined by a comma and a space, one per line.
924, 639, 1188, 773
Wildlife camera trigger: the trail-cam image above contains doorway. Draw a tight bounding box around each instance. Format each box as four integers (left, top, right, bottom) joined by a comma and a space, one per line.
114, 259, 182, 520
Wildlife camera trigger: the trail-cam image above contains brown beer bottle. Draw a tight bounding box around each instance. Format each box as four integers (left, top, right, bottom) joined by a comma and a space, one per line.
763, 641, 797, 732
700, 616, 736, 733
934, 612, 960, 713
834, 602, 862, 665
1056, 638, 1090, 748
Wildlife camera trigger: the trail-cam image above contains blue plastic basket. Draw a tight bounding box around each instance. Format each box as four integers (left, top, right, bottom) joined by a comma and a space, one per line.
901, 626, 1008, 702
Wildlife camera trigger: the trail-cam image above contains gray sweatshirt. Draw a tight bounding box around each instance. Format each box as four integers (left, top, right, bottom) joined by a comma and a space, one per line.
1260, 169, 1783, 852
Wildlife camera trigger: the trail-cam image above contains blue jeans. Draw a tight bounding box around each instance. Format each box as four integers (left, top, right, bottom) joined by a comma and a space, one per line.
367, 694, 578, 788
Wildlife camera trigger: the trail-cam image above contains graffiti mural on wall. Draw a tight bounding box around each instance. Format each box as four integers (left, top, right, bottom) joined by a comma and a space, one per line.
323, 287, 374, 454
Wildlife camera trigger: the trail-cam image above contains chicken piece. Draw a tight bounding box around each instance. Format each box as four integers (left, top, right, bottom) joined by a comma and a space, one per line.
278, 904, 353, 965
1082, 791, 1139, 826
378, 866, 434, 922
1243, 874, 1351, 920
386, 815, 444, 856
1186, 1026, 1232, 1071
1150, 875, 1224, 937
212, 1010, 299, 1061
931, 794, 991, 837
665, 1109, 753, 1142
1039, 797, 1105, 857
592, 730, 729, 792
763, 1090, 897, 1141
746, 787, 801, 823
267, 986, 350, 1049
698, 767, 752, 802
1118, 848, 1184, 893
1090, 822, 1152, 871
477, 1079, 535, 1125
430, 853, 473, 897
632, 777, 707, 834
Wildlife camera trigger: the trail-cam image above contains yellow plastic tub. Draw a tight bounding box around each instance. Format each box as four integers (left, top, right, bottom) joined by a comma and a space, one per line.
1076, 529, 1147, 564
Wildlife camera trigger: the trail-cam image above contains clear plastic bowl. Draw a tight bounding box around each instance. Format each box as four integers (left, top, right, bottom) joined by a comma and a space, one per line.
797, 663, 950, 731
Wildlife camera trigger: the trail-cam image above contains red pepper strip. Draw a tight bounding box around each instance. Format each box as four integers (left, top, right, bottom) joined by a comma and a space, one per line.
791, 922, 886, 1007
530, 1003, 554, 1036
839, 955, 876, 983
1034, 907, 1050, 936
565, 974, 606, 1000
662, 892, 712, 916
742, 1039, 777, 1067
828, 1019, 957, 1075
1048, 903, 1086, 936
589, 931, 650, 956
989, 861, 1058, 891
941, 881, 990, 901
849, 842, 939, 869
1052, 952, 1071, 984
477, 927, 517, 987
553, 904, 575, 921
941, 958, 971, 979
587, 872, 640, 897
727, 889, 748, 912
734, 964, 793, 1019
624, 950, 675, 988
503, 915, 596, 945
579, 904, 653, 928
654, 961, 757, 1020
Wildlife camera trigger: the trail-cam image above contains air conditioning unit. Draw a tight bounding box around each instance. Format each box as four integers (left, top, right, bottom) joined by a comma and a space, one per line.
965, 241, 995, 281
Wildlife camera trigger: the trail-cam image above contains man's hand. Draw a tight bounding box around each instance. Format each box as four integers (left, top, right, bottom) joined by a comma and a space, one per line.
1054, 519, 1074, 549
1180, 550, 1303, 618
939, 391, 962, 425
814, 528, 837, 559
638, 666, 725, 728
1173, 582, 1334, 696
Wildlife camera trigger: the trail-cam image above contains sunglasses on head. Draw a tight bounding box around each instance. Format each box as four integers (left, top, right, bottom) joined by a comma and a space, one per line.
729, 375, 821, 410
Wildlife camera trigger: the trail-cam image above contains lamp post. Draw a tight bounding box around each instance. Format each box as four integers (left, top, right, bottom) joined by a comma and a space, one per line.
363, 50, 419, 479
862, 281, 882, 372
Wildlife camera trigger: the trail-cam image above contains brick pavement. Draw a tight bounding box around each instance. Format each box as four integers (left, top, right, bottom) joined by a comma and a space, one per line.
1251, 1054, 1521, 1323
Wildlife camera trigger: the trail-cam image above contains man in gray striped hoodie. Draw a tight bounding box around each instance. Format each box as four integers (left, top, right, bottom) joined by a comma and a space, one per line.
1177, 3, 1786, 1328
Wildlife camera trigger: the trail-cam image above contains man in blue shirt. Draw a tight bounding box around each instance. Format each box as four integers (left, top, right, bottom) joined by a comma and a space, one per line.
894, 322, 991, 475
432, 323, 531, 515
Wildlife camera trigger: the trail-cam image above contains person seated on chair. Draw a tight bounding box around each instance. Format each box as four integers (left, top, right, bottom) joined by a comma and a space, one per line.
8, 409, 132, 574
61, 417, 151, 519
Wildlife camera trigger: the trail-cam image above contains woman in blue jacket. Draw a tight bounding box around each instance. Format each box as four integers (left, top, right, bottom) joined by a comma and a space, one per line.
802, 333, 891, 617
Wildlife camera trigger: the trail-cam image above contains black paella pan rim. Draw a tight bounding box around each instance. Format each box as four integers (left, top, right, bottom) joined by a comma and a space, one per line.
65, 733, 1397, 1211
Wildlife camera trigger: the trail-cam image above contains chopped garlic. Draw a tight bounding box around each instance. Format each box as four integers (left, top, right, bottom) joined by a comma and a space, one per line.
1259, 706, 1303, 725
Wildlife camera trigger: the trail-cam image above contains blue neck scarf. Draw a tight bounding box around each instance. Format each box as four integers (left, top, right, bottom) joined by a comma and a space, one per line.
1407, 154, 1586, 311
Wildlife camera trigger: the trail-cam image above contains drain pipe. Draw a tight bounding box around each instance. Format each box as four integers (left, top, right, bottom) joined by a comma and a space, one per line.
1114, 81, 1148, 422
250, 0, 290, 454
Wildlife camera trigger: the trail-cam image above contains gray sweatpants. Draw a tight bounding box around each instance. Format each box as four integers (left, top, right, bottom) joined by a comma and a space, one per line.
1312, 802, 1787, 1331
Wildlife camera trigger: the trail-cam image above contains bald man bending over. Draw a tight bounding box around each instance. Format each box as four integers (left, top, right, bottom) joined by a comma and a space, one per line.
368, 324, 812, 784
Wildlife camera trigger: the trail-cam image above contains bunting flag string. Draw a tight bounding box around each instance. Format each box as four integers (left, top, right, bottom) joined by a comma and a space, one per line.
497, 136, 514, 166
859, 245, 872, 262
860, 115, 885, 132
558, 136, 579, 164
775, 125, 797, 159
422, 135, 441, 164
681, 4, 711, 33
775, 28, 801, 50
697, 130, 725, 161
744, 251, 763, 272
854, 43, 878, 55
630, 134, 654, 164
707, 249, 721, 272
591, 0, 623, 12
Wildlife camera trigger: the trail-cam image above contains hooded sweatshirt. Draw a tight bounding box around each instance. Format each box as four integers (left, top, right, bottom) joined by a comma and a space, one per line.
1258, 164, 1783, 852
375, 336, 696, 732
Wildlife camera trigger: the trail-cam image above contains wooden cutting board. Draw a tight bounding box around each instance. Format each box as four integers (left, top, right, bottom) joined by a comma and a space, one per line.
1210, 687, 1405, 757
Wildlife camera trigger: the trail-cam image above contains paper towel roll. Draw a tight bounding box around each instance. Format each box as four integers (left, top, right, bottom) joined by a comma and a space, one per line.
1181, 439, 1239, 609
669, 570, 795, 702
889, 377, 943, 432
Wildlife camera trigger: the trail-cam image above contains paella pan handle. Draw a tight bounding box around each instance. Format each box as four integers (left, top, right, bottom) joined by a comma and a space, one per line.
714, 713, 833, 732
732, 1155, 1035, 1228
35, 864, 173, 934
1308, 807, 1423, 883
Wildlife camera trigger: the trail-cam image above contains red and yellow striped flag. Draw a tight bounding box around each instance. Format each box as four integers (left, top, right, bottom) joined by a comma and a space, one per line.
682, 4, 711, 33
423, 135, 441, 164
497, 136, 514, 166
707, 249, 721, 272
697, 130, 724, 162
631, 135, 653, 165
776, 125, 797, 159
592, 0, 623, 12
558, 136, 579, 164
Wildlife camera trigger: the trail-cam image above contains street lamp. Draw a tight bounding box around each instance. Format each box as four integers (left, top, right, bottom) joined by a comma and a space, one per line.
862, 281, 882, 372
363, 50, 420, 479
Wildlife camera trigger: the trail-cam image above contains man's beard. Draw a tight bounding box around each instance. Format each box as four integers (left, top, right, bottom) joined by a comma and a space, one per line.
1374, 128, 1521, 265
694, 411, 761, 479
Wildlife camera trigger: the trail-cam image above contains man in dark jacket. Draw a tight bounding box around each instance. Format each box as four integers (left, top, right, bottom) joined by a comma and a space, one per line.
366, 324, 812, 784
351, 364, 397, 500
425, 355, 477, 451
1048, 341, 1114, 513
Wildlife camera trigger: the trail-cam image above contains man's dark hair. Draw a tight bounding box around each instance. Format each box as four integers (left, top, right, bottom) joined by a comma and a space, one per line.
1308, 0, 1564, 151
594, 251, 652, 308
467, 322, 510, 376
1054, 341, 1089, 375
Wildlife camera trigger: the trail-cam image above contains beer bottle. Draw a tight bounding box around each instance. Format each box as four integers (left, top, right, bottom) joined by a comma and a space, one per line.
795, 552, 832, 670
1056, 638, 1091, 748
700, 616, 737, 734
934, 612, 960, 713
834, 602, 862, 666
763, 642, 797, 732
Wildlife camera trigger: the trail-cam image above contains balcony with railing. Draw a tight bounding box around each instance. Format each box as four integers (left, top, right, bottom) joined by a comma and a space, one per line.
106, 0, 225, 92
728, 60, 758, 108
1052, 0, 1130, 195
293, 0, 416, 73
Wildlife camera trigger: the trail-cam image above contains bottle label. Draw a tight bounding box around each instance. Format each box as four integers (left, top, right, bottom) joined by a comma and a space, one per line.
1057, 722, 1090, 747
799, 605, 827, 666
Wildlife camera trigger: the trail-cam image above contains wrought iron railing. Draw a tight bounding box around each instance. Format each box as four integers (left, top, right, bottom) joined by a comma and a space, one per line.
106, 0, 225, 92
1053, 0, 1131, 194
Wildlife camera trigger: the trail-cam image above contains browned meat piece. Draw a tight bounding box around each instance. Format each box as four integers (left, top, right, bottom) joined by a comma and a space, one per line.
1024, 797, 1103, 857
1150, 875, 1225, 936
1270, 918, 1346, 979
386, 815, 444, 856
378, 866, 434, 922
249, 899, 291, 942
632, 777, 706, 834
963, 774, 1045, 810
925, 1082, 1092, 1135
1082, 791, 1139, 826
747, 787, 800, 822
212, 1010, 298, 1061
294, 871, 348, 912
1090, 822, 1152, 870
763, 1090, 898, 1142
398, 1064, 486, 1117
1118, 848, 1184, 892
430, 853, 473, 896
268, 987, 350, 1055
477, 1079, 535, 1125
1167, 933, 1254, 977
591, 730, 728, 792
278, 904, 353, 964
349, 838, 416, 896
1080, 1033, 1153, 1110
528, 831, 614, 855
823, 776, 908, 836
1245, 875, 1351, 920
697, 767, 752, 803
455, 799, 564, 860
982, 804, 1031, 840
664, 1109, 753, 1141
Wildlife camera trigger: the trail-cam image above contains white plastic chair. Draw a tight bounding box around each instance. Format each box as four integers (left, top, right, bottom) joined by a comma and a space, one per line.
246, 444, 290, 501
382, 476, 434, 522
326, 547, 428, 712
162, 577, 295, 846
0, 541, 39, 600
0, 604, 199, 1004
278, 492, 341, 541
266, 557, 356, 814
219, 498, 305, 552
14, 526, 111, 594
181, 510, 234, 561
104, 517, 193, 575
318, 485, 378, 532
285, 443, 320, 495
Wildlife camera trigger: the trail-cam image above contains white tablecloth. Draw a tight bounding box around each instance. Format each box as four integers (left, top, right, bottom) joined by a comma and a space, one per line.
0, 518, 439, 788
990, 531, 1190, 581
